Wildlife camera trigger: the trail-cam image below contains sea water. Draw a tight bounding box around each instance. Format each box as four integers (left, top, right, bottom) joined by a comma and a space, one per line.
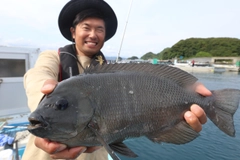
115, 72, 240, 160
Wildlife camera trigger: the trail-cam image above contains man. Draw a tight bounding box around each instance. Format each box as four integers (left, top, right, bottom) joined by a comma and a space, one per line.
23, 0, 211, 159
192, 60, 195, 67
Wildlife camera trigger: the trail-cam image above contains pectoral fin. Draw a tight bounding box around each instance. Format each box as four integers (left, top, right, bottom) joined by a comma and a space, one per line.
109, 142, 138, 158
147, 121, 200, 144
88, 121, 120, 160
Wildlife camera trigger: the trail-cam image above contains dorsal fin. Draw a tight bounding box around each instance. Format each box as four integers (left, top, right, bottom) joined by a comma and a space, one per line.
85, 63, 198, 87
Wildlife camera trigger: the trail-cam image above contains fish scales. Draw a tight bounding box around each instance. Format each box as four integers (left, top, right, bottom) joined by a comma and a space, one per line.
84, 72, 202, 137
28, 63, 240, 160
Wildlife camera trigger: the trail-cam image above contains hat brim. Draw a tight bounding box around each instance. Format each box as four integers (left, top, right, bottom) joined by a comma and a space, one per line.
58, 0, 118, 42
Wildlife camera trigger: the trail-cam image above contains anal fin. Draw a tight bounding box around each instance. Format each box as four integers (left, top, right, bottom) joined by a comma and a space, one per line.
147, 121, 200, 144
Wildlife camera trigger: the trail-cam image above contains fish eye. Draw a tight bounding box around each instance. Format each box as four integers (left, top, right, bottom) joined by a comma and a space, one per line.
55, 98, 68, 110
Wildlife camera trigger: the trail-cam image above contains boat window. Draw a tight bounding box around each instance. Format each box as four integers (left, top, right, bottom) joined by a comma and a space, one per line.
0, 59, 26, 77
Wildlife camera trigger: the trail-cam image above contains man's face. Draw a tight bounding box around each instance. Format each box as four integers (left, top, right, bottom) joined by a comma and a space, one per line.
71, 17, 106, 57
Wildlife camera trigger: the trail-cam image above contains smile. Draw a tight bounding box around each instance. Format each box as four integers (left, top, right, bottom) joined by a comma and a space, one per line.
85, 41, 98, 46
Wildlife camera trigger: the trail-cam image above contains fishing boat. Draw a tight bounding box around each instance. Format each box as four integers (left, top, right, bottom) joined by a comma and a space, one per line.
0, 46, 39, 160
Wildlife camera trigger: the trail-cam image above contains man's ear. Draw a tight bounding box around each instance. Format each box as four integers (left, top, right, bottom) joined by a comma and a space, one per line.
70, 27, 75, 40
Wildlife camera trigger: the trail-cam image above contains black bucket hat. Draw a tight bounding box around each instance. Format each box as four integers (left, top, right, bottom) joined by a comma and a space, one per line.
58, 0, 118, 42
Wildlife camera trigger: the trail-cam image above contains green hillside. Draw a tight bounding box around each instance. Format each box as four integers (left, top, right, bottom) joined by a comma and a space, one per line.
141, 37, 240, 60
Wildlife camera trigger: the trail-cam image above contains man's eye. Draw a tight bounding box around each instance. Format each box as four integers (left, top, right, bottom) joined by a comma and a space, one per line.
97, 28, 104, 33
83, 27, 89, 30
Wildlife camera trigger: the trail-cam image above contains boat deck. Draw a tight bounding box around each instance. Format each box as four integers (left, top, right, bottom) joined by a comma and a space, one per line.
0, 114, 30, 160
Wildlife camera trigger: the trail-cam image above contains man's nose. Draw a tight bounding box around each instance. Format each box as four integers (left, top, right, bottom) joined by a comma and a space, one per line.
89, 30, 97, 39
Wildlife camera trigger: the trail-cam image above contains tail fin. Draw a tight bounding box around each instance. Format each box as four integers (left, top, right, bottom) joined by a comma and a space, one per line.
205, 89, 240, 137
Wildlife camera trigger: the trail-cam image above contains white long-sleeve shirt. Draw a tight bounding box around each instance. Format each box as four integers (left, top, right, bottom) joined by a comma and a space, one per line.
22, 50, 107, 160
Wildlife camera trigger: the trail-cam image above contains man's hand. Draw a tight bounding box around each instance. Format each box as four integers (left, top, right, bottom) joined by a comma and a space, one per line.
35, 137, 101, 159
34, 79, 101, 159
40, 79, 58, 94
184, 82, 212, 132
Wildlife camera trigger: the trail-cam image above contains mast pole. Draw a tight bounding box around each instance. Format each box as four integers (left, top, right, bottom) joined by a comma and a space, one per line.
116, 0, 134, 62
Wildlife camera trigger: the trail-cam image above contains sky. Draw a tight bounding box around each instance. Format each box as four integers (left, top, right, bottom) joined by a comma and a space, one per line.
0, 0, 240, 58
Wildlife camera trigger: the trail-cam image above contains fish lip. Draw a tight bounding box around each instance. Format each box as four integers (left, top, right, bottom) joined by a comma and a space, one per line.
28, 117, 49, 130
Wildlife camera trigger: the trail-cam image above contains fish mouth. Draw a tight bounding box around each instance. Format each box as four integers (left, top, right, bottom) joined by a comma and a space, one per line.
28, 117, 49, 130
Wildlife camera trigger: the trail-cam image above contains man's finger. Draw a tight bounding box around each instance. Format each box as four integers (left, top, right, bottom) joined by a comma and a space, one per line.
184, 111, 202, 132
50, 147, 87, 159
190, 104, 207, 125
35, 137, 66, 154
194, 82, 212, 96
84, 146, 102, 153
41, 79, 58, 94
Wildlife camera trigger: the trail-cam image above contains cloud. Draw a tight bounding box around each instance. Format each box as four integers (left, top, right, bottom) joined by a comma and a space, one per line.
0, 0, 240, 58
0, 0, 66, 32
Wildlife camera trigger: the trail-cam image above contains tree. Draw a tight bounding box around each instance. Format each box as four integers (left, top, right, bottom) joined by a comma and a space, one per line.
128, 56, 139, 60
117, 57, 123, 61
142, 37, 240, 59
159, 48, 172, 60
195, 51, 212, 57
141, 52, 158, 60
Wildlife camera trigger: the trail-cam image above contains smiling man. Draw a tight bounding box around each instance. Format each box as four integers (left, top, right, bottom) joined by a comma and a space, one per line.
70, 10, 106, 57
23, 1, 118, 159
23, 0, 210, 160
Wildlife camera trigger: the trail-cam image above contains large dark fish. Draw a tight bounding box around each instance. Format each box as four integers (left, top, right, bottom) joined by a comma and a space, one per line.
28, 63, 240, 160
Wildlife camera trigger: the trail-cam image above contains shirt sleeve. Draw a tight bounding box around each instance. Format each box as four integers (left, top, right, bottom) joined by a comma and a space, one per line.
23, 50, 60, 112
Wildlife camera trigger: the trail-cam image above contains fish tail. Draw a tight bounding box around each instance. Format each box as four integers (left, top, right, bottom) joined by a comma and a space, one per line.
205, 89, 240, 137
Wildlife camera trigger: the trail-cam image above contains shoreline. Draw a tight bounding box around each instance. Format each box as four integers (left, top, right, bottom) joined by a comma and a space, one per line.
173, 65, 239, 73
173, 65, 214, 73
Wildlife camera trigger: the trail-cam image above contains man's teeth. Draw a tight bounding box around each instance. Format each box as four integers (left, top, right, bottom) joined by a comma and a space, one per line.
86, 42, 97, 45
